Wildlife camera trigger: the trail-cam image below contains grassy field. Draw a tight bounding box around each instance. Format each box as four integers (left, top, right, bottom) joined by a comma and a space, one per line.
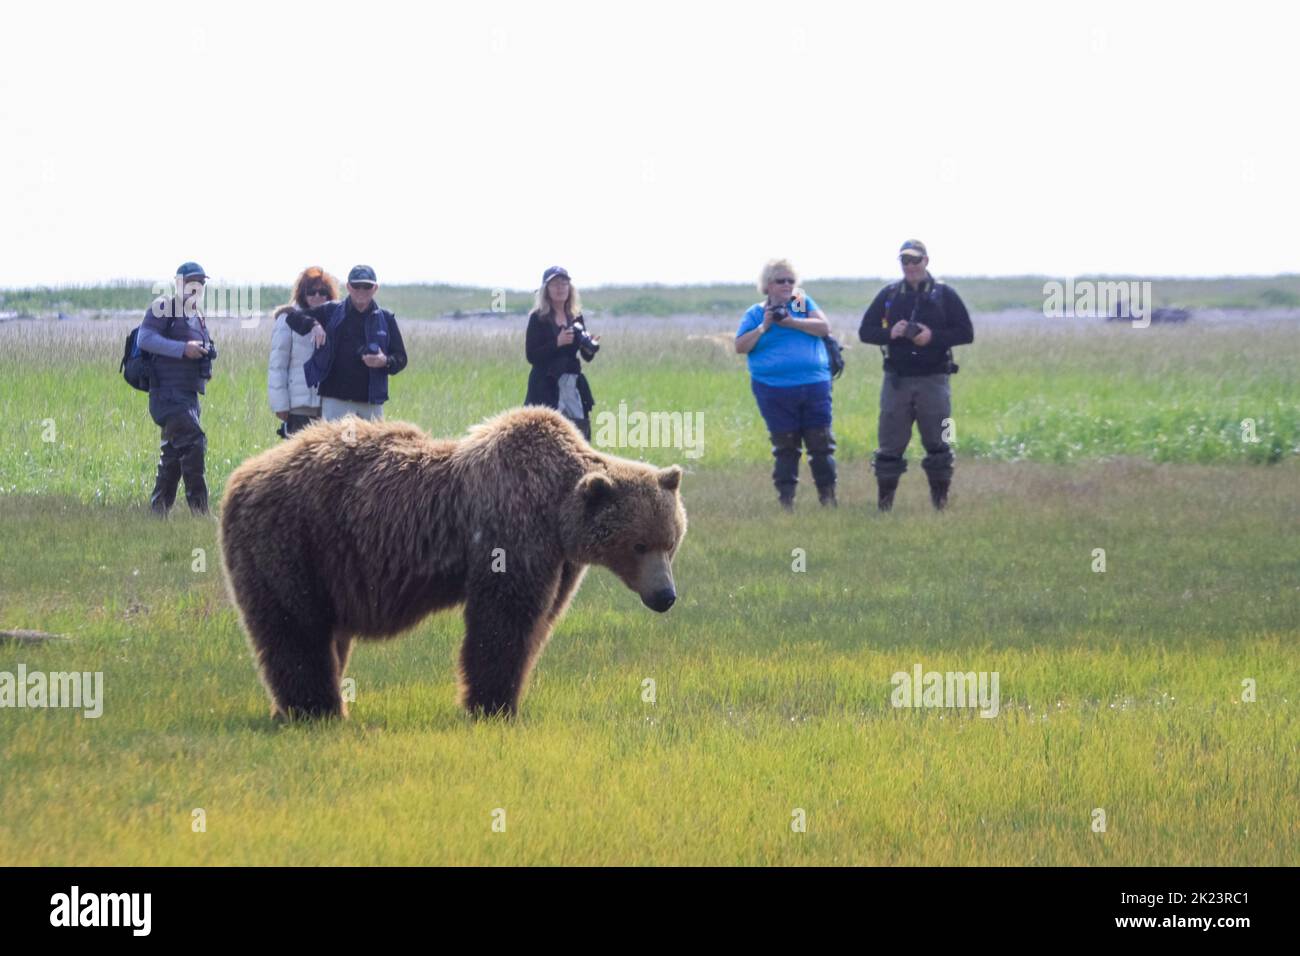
0, 313, 1296, 507
0, 310, 1296, 865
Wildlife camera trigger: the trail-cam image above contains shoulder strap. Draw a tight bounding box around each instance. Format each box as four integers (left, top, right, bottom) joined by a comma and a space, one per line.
929, 281, 946, 321
883, 281, 904, 320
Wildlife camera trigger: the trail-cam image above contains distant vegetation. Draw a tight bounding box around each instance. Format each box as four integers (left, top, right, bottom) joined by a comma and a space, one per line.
3, 275, 1299, 319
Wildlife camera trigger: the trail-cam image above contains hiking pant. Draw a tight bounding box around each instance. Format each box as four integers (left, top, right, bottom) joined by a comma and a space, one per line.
148, 387, 207, 515
871, 373, 954, 483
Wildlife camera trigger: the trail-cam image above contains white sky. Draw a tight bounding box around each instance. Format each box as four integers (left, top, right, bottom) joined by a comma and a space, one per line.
1, 0, 1295, 289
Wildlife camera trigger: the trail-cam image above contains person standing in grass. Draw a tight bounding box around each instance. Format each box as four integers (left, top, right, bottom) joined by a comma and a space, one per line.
735, 258, 837, 510
138, 261, 216, 516
268, 266, 337, 438
858, 240, 974, 512
284, 265, 406, 421
524, 265, 600, 440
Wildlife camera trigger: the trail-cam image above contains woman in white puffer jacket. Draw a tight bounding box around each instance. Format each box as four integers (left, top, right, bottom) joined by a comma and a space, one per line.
268, 266, 338, 438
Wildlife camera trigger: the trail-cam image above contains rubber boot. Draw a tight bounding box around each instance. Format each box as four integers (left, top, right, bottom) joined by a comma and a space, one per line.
877, 478, 899, 513
181, 442, 209, 516
149, 455, 182, 517
803, 427, 838, 508
770, 431, 801, 511
929, 478, 950, 512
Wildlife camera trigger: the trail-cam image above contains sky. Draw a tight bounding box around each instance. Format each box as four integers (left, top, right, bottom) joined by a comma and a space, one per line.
1, 0, 1296, 289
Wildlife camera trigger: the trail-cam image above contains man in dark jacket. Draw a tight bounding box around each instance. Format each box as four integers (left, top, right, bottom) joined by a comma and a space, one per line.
858, 240, 974, 511
138, 261, 216, 516
285, 265, 407, 420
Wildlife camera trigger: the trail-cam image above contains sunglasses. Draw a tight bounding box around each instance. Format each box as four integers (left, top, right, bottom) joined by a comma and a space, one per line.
900, 255, 924, 265
772, 277, 796, 285
349, 283, 376, 290
304, 287, 328, 297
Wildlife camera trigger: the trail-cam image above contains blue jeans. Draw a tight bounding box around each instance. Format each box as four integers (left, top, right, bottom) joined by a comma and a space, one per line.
751, 379, 837, 496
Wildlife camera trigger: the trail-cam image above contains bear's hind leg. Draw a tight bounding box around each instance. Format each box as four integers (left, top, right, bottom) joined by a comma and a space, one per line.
251, 616, 345, 721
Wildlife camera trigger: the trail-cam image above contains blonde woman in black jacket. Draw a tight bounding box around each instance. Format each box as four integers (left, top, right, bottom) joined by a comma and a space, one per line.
523, 265, 599, 439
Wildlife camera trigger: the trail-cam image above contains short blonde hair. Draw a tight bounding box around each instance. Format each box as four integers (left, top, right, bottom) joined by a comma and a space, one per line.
758, 258, 797, 297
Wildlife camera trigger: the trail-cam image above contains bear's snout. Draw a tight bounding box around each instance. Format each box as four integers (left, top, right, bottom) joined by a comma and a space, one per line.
643, 588, 677, 613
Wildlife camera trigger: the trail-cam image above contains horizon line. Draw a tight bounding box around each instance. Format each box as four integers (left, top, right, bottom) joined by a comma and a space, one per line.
2, 271, 1299, 293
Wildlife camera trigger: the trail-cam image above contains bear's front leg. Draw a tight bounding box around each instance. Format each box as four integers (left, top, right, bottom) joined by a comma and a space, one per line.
458, 567, 560, 718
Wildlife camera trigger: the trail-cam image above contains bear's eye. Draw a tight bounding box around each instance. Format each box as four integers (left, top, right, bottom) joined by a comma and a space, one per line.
634, 543, 648, 555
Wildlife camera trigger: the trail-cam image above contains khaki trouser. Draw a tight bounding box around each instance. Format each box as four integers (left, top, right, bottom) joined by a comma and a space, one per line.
321, 397, 384, 422
871, 373, 954, 482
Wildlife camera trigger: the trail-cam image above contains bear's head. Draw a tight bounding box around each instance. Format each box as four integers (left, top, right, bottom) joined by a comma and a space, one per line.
566, 462, 687, 613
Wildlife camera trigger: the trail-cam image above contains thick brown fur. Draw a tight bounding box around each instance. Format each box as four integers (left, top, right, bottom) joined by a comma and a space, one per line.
218, 407, 687, 720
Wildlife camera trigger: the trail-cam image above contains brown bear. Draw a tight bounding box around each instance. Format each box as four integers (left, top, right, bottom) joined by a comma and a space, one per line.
218, 406, 687, 720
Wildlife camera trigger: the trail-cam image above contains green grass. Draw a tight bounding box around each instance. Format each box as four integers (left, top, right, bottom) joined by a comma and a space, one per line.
0, 315, 1296, 865
0, 315, 1296, 509
0, 461, 1296, 865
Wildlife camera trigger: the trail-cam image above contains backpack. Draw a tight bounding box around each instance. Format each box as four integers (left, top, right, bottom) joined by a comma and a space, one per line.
120, 312, 174, 392
823, 333, 845, 379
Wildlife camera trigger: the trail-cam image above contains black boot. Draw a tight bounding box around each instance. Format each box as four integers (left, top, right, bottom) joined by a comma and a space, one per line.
804, 427, 837, 507
149, 456, 182, 517
877, 478, 899, 513
929, 478, 950, 511
770, 432, 801, 512
184, 474, 210, 516
181, 442, 209, 516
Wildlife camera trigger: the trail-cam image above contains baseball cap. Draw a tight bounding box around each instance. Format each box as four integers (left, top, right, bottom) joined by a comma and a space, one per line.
347, 265, 378, 285
542, 265, 571, 286
899, 240, 928, 258
176, 261, 208, 280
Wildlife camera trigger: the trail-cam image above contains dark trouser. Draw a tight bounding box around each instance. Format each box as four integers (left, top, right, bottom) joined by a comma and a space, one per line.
752, 379, 837, 498
277, 412, 318, 439
148, 387, 207, 515
871, 373, 954, 482
555, 409, 591, 441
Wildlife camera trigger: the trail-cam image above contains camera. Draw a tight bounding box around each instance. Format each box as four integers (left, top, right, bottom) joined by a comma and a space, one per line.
199, 340, 216, 374
567, 319, 599, 360
904, 319, 923, 341
768, 295, 805, 324
357, 341, 382, 359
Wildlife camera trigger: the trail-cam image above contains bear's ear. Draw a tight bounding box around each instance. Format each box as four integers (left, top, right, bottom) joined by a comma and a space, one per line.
578, 472, 615, 511
657, 465, 682, 492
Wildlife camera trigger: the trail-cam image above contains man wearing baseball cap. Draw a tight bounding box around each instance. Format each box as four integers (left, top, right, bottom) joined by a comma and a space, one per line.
285, 264, 407, 420
137, 261, 217, 516
858, 240, 974, 511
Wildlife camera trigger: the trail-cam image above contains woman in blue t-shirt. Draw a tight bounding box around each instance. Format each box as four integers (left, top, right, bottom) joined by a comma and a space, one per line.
735, 259, 837, 509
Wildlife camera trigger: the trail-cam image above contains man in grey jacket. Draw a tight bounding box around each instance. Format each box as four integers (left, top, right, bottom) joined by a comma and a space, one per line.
138, 261, 216, 516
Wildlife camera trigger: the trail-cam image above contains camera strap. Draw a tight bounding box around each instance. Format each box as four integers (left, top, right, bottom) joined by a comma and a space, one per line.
881, 278, 930, 359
